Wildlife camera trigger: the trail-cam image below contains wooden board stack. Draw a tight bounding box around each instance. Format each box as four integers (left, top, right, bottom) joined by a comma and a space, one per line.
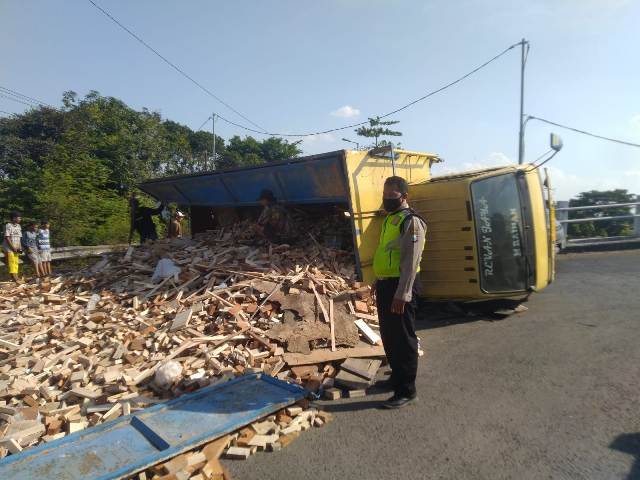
0, 220, 383, 460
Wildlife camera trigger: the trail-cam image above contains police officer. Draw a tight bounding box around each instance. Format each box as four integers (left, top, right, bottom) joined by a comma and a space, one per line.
373, 176, 426, 409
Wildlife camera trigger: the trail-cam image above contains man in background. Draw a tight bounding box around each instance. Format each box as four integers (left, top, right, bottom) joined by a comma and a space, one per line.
130, 193, 164, 243
256, 189, 294, 244
168, 211, 185, 239
3, 211, 22, 283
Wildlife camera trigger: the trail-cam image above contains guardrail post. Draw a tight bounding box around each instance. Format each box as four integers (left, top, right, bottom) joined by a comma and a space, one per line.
635, 195, 640, 237
556, 200, 569, 223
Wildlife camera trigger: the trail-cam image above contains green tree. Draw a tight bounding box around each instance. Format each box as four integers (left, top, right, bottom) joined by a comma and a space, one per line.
36, 146, 128, 246
188, 129, 224, 171
568, 189, 635, 238
218, 136, 302, 170
260, 137, 303, 163
355, 116, 402, 147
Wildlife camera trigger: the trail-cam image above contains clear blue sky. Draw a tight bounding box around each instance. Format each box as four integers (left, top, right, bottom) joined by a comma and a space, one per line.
2, 0, 639, 199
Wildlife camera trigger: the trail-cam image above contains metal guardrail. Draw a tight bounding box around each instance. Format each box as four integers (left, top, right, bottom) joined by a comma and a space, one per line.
49, 244, 129, 260
556, 196, 640, 245
0, 244, 129, 266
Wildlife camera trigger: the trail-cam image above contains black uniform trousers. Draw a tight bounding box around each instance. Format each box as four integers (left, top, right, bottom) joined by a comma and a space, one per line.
375, 277, 419, 397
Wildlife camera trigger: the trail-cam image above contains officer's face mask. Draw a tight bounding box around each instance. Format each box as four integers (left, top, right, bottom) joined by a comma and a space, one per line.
383, 196, 403, 212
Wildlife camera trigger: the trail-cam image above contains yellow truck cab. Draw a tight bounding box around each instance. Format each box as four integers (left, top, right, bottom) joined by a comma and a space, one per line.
411, 165, 555, 301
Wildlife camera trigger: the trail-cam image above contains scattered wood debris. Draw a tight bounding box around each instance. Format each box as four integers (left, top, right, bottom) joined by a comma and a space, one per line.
0, 221, 383, 462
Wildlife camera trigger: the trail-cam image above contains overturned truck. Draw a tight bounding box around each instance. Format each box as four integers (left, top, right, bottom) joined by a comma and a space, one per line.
139, 148, 556, 303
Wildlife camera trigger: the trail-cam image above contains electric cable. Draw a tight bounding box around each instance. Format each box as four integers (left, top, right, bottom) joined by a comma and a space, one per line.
211, 41, 524, 136
0, 86, 57, 110
87, 0, 265, 131
527, 115, 640, 148
0, 94, 36, 108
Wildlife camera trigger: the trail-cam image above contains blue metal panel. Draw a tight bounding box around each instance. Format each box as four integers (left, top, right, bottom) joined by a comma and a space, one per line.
139, 153, 350, 207
0, 374, 306, 480
144, 182, 190, 205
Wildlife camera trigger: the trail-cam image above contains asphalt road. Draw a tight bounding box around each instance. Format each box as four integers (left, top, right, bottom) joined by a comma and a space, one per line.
225, 250, 640, 480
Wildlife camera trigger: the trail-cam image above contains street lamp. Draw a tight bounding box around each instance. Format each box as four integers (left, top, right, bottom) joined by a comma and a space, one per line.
341, 138, 360, 150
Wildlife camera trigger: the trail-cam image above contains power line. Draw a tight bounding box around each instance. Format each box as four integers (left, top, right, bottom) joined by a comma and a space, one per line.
197, 116, 212, 131
0, 110, 16, 116
527, 115, 640, 148
211, 41, 522, 137
87, 0, 265, 131
0, 86, 56, 110
0, 94, 36, 108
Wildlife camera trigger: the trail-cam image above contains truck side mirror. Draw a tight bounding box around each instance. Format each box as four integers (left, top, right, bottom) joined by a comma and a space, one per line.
550, 133, 563, 152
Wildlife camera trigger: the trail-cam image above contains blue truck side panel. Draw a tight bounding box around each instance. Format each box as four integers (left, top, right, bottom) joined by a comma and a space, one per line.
138, 151, 350, 206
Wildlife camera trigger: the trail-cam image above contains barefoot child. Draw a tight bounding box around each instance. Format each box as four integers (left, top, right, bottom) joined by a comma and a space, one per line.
37, 220, 52, 277
22, 221, 43, 279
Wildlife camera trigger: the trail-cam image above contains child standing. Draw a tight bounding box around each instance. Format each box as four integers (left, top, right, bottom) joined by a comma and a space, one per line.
3, 211, 23, 283
22, 221, 43, 279
37, 220, 52, 277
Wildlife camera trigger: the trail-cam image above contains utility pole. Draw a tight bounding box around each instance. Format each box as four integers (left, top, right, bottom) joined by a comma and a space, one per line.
518, 38, 528, 164
212, 113, 216, 170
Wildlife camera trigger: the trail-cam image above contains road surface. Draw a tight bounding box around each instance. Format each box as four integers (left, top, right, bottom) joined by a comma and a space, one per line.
226, 250, 640, 480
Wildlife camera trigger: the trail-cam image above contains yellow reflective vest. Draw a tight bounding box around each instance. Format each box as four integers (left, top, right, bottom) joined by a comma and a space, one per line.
373, 209, 421, 278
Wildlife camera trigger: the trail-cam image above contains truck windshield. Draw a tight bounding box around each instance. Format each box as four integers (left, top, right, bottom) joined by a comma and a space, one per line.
471, 173, 532, 293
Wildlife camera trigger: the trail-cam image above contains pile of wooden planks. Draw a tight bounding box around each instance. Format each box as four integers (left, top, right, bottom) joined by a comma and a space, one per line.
0, 221, 383, 460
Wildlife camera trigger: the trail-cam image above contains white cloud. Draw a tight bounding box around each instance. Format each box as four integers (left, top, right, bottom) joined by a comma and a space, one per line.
303, 133, 336, 144
432, 151, 514, 175
330, 105, 360, 118
460, 151, 515, 171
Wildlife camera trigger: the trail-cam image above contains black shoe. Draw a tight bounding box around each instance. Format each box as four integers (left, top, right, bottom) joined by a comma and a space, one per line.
381, 393, 417, 409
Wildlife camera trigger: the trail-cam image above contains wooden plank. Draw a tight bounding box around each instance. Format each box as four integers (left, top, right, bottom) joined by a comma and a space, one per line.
346, 389, 367, 398
355, 312, 379, 322
170, 308, 193, 332
0, 338, 20, 350
201, 435, 231, 461
310, 283, 330, 323
283, 346, 385, 366
339, 358, 382, 381
323, 388, 341, 400
224, 446, 251, 460
69, 387, 102, 400
0, 437, 22, 454
329, 298, 336, 352
354, 319, 382, 345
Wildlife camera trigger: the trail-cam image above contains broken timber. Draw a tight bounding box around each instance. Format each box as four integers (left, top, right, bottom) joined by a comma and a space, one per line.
283, 345, 385, 366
